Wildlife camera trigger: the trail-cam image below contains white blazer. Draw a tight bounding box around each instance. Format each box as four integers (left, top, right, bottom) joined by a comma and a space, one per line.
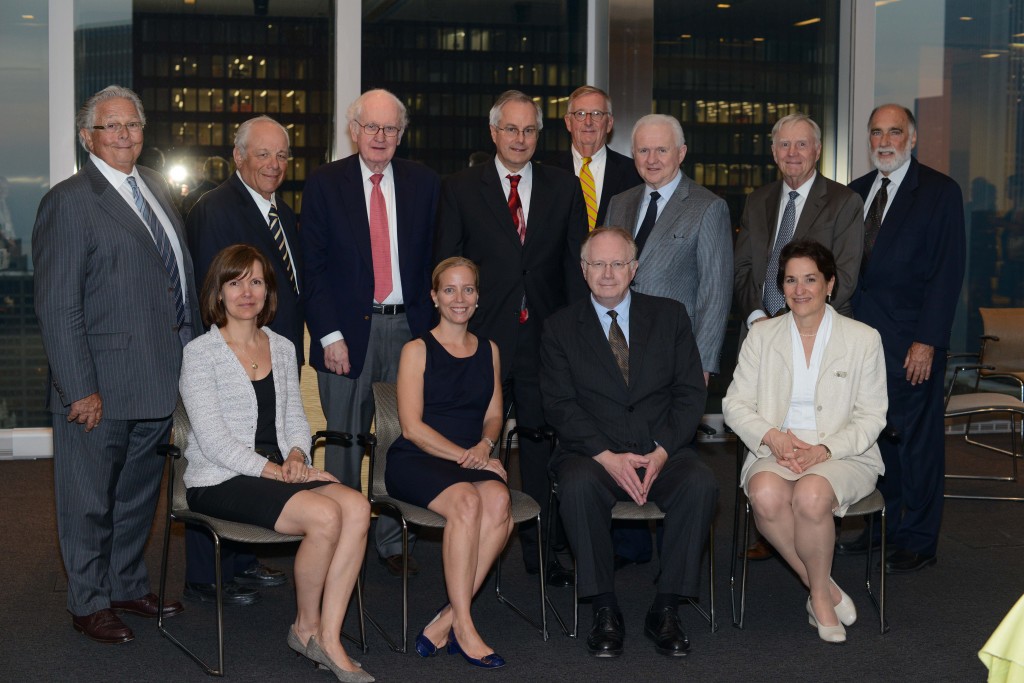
723, 306, 887, 482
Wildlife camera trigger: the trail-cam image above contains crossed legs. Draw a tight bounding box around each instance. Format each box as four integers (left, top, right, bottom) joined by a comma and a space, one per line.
275, 483, 371, 672
746, 472, 844, 627
420, 480, 513, 659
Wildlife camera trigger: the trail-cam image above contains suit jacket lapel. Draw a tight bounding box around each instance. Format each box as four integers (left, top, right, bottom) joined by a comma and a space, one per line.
817, 310, 849, 394
86, 162, 167, 268
626, 295, 653, 390
794, 174, 828, 239
481, 163, 523, 250
638, 173, 689, 265
871, 158, 918, 263
342, 158, 374, 274
230, 174, 279, 256
579, 301, 629, 392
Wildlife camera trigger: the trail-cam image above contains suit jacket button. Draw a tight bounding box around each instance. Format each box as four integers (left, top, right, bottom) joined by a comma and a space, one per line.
817, 405, 822, 411
627, 406, 635, 412
364, 315, 370, 320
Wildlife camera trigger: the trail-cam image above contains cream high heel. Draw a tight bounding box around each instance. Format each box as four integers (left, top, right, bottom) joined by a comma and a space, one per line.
806, 597, 846, 644
830, 578, 857, 626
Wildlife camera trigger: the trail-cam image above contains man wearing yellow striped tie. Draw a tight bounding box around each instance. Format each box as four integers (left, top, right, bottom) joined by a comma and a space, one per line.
550, 86, 642, 231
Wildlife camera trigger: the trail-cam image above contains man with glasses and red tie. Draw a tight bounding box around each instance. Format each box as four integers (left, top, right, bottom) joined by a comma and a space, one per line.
435, 89, 589, 586
33, 85, 201, 644
302, 89, 440, 576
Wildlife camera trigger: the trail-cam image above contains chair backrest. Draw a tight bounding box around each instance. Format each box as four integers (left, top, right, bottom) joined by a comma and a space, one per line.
979, 308, 1024, 374
370, 382, 402, 498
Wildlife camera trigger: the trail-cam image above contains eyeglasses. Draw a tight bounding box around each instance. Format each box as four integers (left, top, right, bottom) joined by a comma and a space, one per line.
494, 125, 539, 139
567, 110, 609, 122
354, 120, 401, 137
92, 121, 144, 135
582, 259, 635, 271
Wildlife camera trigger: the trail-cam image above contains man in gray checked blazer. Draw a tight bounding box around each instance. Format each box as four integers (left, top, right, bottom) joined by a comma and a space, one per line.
605, 114, 733, 384
33, 86, 201, 644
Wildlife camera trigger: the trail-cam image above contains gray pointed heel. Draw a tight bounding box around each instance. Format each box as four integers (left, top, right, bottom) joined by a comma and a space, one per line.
306, 634, 374, 682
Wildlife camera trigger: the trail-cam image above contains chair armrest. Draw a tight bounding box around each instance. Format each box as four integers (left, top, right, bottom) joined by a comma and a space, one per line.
946, 351, 980, 361
356, 432, 377, 449
951, 363, 995, 374
697, 423, 716, 436
980, 334, 1000, 342
314, 429, 354, 444
156, 444, 181, 459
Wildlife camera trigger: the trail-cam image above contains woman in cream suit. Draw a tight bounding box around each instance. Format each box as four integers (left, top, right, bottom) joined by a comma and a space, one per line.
723, 240, 887, 644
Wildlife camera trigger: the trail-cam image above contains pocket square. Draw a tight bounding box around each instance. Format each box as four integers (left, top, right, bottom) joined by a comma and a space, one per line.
834, 371, 848, 378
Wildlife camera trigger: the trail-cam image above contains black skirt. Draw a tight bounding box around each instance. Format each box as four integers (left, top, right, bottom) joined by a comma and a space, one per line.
187, 475, 332, 530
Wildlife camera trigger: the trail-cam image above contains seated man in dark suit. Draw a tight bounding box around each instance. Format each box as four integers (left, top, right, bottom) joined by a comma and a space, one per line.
540, 227, 718, 658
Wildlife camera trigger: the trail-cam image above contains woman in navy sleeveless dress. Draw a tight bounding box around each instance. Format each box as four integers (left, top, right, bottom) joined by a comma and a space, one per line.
385, 257, 511, 669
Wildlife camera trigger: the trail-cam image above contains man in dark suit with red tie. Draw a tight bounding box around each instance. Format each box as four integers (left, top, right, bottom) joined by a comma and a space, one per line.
548, 86, 642, 230
843, 104, 966, 573
184, 115, 302, 605
303, 89, 440, 575
435, 89, 589, 584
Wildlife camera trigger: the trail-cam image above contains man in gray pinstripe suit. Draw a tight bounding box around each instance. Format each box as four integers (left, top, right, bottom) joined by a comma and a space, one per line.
606, 114, 733, 384
33, 86, 201, 644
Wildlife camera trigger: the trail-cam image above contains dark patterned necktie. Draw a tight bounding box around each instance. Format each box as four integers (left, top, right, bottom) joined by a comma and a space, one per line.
607, 310, 629, 384
268, 204, 297, 295
634, 190, 661, 257
125, 176, 186, 327
864, 177, 891, 259
507, 174, 527, 243
762, 190, 800, 316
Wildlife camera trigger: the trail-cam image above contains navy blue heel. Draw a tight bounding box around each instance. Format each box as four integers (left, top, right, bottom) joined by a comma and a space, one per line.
414, 604, 449, 658
446, 628, 506, 669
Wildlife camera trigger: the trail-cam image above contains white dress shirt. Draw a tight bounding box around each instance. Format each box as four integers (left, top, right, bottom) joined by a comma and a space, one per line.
236, 171, 300, 293
863, 157, 912, 223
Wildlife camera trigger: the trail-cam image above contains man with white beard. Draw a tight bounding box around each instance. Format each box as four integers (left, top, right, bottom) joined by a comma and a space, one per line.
840, 104, 965, 574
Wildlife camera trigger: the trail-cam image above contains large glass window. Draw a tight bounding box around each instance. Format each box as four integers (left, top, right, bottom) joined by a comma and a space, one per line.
1, 4, 50, 428
652, 1, 841, 409
874, 0, 1024, 353
361, 1, 587, 176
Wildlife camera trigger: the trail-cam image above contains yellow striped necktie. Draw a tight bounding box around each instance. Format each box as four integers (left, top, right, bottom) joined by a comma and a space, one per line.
580, 156, 598, 230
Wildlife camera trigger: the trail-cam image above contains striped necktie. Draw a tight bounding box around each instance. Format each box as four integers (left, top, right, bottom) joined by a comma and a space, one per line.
125, 176, 187, 328
268, 204, 298, 295
580, 156, 598, 230
607, 310, 629, 384
762, 190, 799, 316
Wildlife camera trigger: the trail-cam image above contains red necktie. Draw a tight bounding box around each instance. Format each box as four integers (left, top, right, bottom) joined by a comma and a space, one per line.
507, 174, 526, 243
369, 173, 392, 302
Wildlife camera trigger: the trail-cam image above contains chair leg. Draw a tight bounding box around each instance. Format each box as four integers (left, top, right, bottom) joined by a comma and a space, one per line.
494, 516, 549, 639
863, 508, 890, 635
684, 524, 717, 632
341, 575, 368, 653
543, 486, 573, 638
734, 501, 751, 629
362, 517, 409, 653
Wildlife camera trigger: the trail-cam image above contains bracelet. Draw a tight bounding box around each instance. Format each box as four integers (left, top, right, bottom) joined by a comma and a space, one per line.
481, 436, 496, 452
822, 445, 832, 460
289, 447, 308, 464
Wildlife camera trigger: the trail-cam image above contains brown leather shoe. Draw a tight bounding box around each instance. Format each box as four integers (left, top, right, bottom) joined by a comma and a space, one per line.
745, 539, 774, 561
111, 592, 184, 618
72, 608, 134, 644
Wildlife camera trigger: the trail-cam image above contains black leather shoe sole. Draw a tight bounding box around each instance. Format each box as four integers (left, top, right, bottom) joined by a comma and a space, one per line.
587, 642, 623, 658
835, 538, 882, 556
885, 553, 937, 574
234, 567, 286, 587
183, 583, 261, 606
546, 565, 574, 588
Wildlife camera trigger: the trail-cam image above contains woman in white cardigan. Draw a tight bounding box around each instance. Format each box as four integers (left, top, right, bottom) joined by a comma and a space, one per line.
723, 240, 887, 644
180, 245, 372, 683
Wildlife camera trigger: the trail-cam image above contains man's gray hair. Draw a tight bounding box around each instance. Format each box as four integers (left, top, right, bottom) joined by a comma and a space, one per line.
235, 116, 291, 154
581, 226, 638, 262
771, 112, 821, 147
346, 88, 409, 130
631, 114, 685, 148
488, 90, 544, 131
75, 85, 146, 152
869, 103, 917, 136
567, 85, 613, 116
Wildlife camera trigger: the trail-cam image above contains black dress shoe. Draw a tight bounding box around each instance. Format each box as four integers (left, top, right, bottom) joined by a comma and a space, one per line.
835, 532, 882, 556
379, 554, 419, 577
235, 562, 286, 587
72, 608, 134, 644
586, 607, 624, 657
184, 581, 261, 606
885, 549, 936, 574
644, 606, 690, 657
545, 561, 574, 588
